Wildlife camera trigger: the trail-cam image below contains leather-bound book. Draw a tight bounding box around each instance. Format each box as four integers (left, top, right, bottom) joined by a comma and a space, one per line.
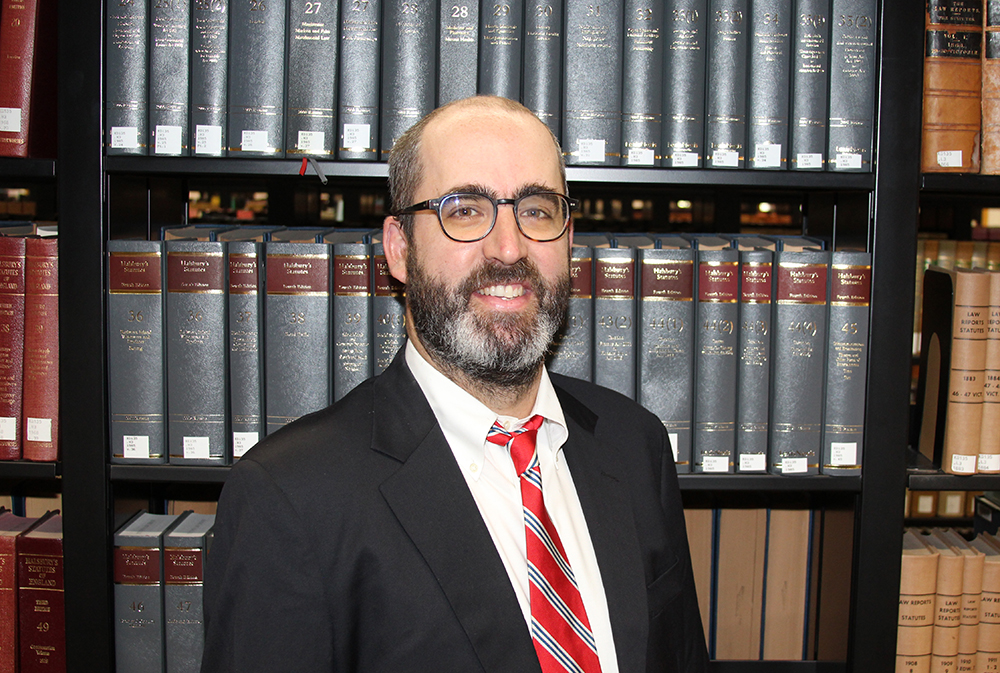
826, 0, 876, 171
621, 0, 664, 166
337, 0, 381, 160
478, 0, 523, 100
916, 528, 965, 673
736, 248, 773, 473
18, 512, 63, 673
105, 0, 148, 155
22, 237, 58, 462
937, 528, 985, 673
523, 0, 562, 139
286, 0, 339, 158
0, 236, 25, 460
789, 0, 829, 170
896, 529, 939, 673
983, 0, 1000, 174
548, 242, 595, 382
748, 0, 792, 170
190, 0, 228, 156
661, 0, 707, 167
149, 0, 190, 155
981, 270, 1000, 473
371, 242, 406, 376
0, 0, 56, 158
706, 0, 749, 169
922, 0, 983, 173
0, 511, 41, 673
438, 0, 478, 104
380, 0, 437, 160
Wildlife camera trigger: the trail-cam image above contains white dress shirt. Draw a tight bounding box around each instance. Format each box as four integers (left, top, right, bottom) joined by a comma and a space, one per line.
406, 341, 620, 672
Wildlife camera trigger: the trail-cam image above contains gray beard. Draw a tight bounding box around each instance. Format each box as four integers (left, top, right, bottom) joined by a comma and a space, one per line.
406, 253, 571, 389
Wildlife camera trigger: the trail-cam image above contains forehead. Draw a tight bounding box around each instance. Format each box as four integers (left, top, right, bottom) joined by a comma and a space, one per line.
416, 108, 563, 199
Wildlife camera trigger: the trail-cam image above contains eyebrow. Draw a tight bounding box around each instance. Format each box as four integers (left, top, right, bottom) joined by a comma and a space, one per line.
443, 183, 560, 199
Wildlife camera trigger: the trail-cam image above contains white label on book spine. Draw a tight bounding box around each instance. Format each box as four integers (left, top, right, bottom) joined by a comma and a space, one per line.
937, 150, 963, 168
754, 143, 781, 168
951, 453, 977, 474
835, 152, 862, 170
702, 456, 730, 473
576, 139, 606, 163
796, 153, 823, 169
110, 126, 140, 149
183, 436, 211, 460
943, 492, 964, 515
0, 417, 15, 441
627, 147, 655, 166
154, 125, 182, 155
233, 432, 260, 458
980, 453, 1000, 472
343, 124, 370, 150
26, 418, 51, 443
672, 152, 699, 168
195, 124, 223, 155
712, 149, 740, 168
781, 457, 808, 474
830, 442, 857, 466
668, 432, 679, 462
915, 494, 935, 515
241, 129, 270, 152
0, 108, 20, 133
740, 454, 766, 472
123, 435, 150, 459
297, 131, 326, 153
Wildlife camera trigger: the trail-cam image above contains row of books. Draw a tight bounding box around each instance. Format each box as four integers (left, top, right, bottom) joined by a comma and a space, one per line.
916, 266, 1000, 475
921, 0, 1000, 174
896, 527, 1000, 673
0, 0, 55, 159
0, 509, 65, 673
106, 227, 870, 475
113, 510, 215, 673
683, 505, 852, 661
104, 0, 877, 171
907, 489, 984, 520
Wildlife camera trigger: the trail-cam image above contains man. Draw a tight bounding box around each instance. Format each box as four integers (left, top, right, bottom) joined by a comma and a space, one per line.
202, 95, 708, 672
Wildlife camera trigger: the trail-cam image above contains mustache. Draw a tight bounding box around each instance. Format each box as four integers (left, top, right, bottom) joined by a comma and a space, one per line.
456, 259, 545, 298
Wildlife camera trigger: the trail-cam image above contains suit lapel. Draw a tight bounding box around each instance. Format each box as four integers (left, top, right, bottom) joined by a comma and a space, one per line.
372, 353, 541, 673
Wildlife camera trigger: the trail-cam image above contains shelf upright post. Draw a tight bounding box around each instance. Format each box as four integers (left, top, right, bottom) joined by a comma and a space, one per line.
59, 1, 113, 670
847, 0, 923, 670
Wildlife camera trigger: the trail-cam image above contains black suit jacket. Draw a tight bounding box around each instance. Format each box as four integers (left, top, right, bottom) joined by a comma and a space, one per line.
202, 350, 708, 672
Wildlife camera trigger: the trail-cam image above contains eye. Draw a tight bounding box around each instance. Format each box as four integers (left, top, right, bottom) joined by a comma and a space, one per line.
442, 195, 488, 221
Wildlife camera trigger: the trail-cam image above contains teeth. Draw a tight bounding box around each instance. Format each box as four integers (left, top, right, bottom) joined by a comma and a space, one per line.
480, 284, 525, 299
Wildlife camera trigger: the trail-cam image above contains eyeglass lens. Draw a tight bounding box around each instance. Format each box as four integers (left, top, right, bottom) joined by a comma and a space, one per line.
439, 193, 569, 241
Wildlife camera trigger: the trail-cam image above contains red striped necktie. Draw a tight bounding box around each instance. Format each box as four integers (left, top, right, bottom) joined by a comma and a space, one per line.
487, 415, 603, 673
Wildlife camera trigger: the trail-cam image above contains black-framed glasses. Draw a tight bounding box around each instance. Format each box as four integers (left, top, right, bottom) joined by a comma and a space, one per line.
395, 192, 579, 243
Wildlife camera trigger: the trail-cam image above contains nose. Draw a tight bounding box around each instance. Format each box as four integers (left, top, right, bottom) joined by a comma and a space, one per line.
481, 202, 528, 265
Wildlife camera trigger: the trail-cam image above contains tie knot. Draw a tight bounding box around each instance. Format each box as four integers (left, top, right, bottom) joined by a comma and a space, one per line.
486, 414, 544, 476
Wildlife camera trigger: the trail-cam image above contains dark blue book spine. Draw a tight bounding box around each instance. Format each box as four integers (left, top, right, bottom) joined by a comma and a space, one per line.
622, 0, 665, 166
523, 0, 563, 139
106, 0, 149, 155
190, 0, 229, 157
338, 0, 382, 160
479, 0, 523, 100
286, 0, 339, 157
826, 0, 876, 171
150, 0, 191, 155
661, 0, 707, 167
705, 0, 749, 168
789, 0, 829, 170
438, 0, 479, 104
747, 0, 791, 169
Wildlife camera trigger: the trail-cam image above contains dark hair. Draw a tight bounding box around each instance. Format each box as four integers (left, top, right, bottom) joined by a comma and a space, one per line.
386, 95, 567, 237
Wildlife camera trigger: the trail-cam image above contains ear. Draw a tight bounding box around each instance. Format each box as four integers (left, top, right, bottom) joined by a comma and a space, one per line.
383, 215, 408, 284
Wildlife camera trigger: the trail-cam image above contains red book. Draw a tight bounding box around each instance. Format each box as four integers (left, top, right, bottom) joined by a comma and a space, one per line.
0, 236, 26, 460
17, 512, 63, 673
22, 238, 57, 462
0, 510, 40, 673
0, 0, 57, 158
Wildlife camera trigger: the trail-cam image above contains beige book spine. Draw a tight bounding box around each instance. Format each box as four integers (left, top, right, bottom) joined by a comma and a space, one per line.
898, 530, 940, 673
982, 271, 1000, 472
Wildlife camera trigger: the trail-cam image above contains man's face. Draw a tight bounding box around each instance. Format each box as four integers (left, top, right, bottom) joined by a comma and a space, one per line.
397, 109, 572, 386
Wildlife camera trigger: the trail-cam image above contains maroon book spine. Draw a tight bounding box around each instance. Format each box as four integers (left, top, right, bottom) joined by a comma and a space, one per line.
0, 237, 26, 460
17, 517, 64, 673
0, 0, 57, 158
22, 238, 57, 461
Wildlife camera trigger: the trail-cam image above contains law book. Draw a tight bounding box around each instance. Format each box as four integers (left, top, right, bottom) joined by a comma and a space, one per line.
896, 529, 939, 673
478, 0, 523, 100
225, 240, 264, 460
0, 236, 25, 460
548, 241, 595, 383
594, 241, 640, 399
982, 271, 1000, 474
371, 242, 405, 376
17, 512, 63, 673
761, 508, 813, 660
921, 0, 983, 173
713, 507, 767, 659
826, 0, 876, 171
812, 507, 854, 660
189, 0, 228, 157
938, 529, 985, 673
22, 237, 58, 463
563, 0, 623, 165
637, 241, 695, 473
736, 248, 772, 473
264, 241, 331, 435
438, 0, 479, 104
108, 240, 166, 464
692, 246, 739, 473
970, 534, 1000, 672
522, 0, 562, 139
821, 251, 871, 476
915, 528, 965, 673
789, 0, 830, 170
917, 267, 991, 475
621, 0, 664, 166
286, 0, 338, 157
227, 0, 286, 157
747, 0, 791, 170
983, 1, 1000, 174
661, 0, 707, 167
337, 0, 381, 160
705, 0, 749, 169
163, 513, 215, 673
114, 512, 183, 673
0, 511, 42, 673
380, 0, 437, 160
149, 0, 190, 156
105, 0, 148, 155
683, 507, 714, 641
328, 233, 372, 402
165, 240, 227, 466
0, 0, 56, 158
769, 249, 829, 475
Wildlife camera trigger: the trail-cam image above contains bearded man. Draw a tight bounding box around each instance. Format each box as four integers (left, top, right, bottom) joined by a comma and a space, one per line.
202, 95, 708, 673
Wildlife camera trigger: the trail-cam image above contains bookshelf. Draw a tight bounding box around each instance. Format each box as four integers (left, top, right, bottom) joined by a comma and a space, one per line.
48, 0, 926, 671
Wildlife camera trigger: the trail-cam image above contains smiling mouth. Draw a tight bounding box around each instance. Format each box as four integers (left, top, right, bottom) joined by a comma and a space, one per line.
478, 284, 526, 299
